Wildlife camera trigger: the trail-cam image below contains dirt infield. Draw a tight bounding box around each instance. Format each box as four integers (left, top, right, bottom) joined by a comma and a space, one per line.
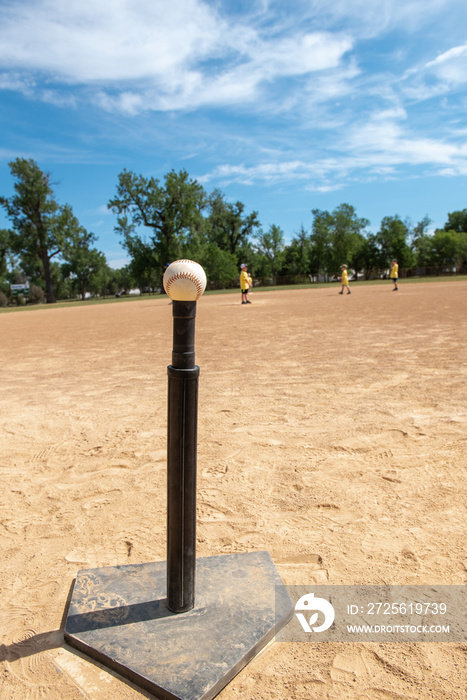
1, 280, 466, 699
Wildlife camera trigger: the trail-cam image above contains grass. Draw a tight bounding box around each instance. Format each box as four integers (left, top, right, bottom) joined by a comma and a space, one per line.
1, 274, 467, 313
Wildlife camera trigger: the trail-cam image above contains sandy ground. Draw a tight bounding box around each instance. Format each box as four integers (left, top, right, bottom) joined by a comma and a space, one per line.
0, 280, 466, 700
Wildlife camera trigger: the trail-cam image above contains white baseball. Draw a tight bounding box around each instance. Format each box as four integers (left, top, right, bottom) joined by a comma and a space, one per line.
163, 260, 207, 301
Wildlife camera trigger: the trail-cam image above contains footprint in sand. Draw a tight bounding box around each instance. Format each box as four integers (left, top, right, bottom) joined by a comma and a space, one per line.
235, 531, 267, 547
198, 488, 221, 500
197, 505, 226, 522
201, 464, 228, 479
82, 496, 114, 511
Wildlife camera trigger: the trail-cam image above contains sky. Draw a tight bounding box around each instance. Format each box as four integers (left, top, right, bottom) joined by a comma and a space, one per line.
0, 0, 467, 269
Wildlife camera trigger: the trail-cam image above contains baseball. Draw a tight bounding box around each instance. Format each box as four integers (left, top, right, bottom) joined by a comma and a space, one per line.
163, 259, 207, 301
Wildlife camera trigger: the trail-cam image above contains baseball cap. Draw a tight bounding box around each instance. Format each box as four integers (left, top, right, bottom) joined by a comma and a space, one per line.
240, 263, 247, 268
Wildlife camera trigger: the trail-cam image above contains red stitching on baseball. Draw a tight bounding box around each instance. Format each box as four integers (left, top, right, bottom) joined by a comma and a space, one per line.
165, 270, 203, 296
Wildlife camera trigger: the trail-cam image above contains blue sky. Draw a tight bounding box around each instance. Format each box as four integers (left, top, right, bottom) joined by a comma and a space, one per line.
1, 0, 467, 268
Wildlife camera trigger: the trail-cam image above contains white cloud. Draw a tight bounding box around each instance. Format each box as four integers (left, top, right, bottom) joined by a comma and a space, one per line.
0, 0, 353, 113
201, 158, 356, 189
0, 72, 35, 94
249, 32, 353, 77
424, 43, 467, 86
400, 39, 467, 102
200, 102, 467, 190
0, 0, 225, 83
0, 1, 349, 84
289, 0, 464, 37
1, 0, 466, 194
39, 90, 78, 109
307, 182, 345, 193
344, 108, 467, 174
2, 0, 463, 123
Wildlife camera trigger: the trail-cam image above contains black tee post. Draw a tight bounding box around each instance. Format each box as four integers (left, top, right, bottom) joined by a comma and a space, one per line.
64, 263, 294, 700
166, 300, 199, 613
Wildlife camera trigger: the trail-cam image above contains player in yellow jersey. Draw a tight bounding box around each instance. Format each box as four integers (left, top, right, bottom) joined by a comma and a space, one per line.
390, 259, 399, 291
338, 264, 351, 295
240, 263, 252, 304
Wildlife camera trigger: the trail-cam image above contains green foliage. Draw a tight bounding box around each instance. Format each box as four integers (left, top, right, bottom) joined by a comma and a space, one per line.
0, 159, 94, 302
108, 169, 206, 276
115, 231, 158, 292
283, 226, 311, 275
376, 215, 414, 268
197, 243, 238, 286
429, 229, 467, 271
0, 159, 61, 301
0, 229, 11, 281
50, 261, 73, 300
444, 209, 467, 233
116, 266, 138, 294
309, 204, 369, 276
3, 159, 467, 297
254, 225, 285, 279
411, 216, 433, 267
353, 234, 385, 278
29, 285, 45, 304
91, 264, 122, 298
61, 232, 107, 300
330, 204, 370, 273
205, 189, 260, 258
309, 210, 332, 275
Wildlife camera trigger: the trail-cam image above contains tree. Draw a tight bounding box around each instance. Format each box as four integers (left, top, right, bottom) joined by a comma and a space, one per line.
376, 215, 414, 271
61, 230, 107, 300
429, 229, 467, 272
349, 233, 374, 279
309, 210, 333, 277
411, 216, 432, 267
0, 229, 11, 283
283, 225, 311, 275
92, 264, 122, 298
206, 189, 260, 258
308, 205, 369, 278
116, 228, 159, 291
254, 224, 285, 281
197, 243, 238, 287
329, 204, 370, 275
48, 261, 72, 301
353, 234, 385, 279
444, 209, 467, 233
115, 265, 137, 295
108, 169, 206, 282
0, 230, 20, 303
0, 159, 85, 303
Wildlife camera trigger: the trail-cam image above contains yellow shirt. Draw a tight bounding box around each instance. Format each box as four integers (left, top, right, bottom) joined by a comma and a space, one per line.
341, 269, 348, 285
240, 270, 250, 290
390, 263, 399, 278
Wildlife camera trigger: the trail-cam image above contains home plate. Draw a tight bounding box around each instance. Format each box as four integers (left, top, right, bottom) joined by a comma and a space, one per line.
64, 551, 293, 700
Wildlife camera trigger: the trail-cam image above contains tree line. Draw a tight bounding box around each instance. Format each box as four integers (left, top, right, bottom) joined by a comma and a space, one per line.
1, 158, 467, 304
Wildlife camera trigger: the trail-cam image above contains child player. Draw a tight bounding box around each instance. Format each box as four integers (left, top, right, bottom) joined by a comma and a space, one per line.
390, 259, 399, 291
339, 265, 351, 295
240, 263, 252, 304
